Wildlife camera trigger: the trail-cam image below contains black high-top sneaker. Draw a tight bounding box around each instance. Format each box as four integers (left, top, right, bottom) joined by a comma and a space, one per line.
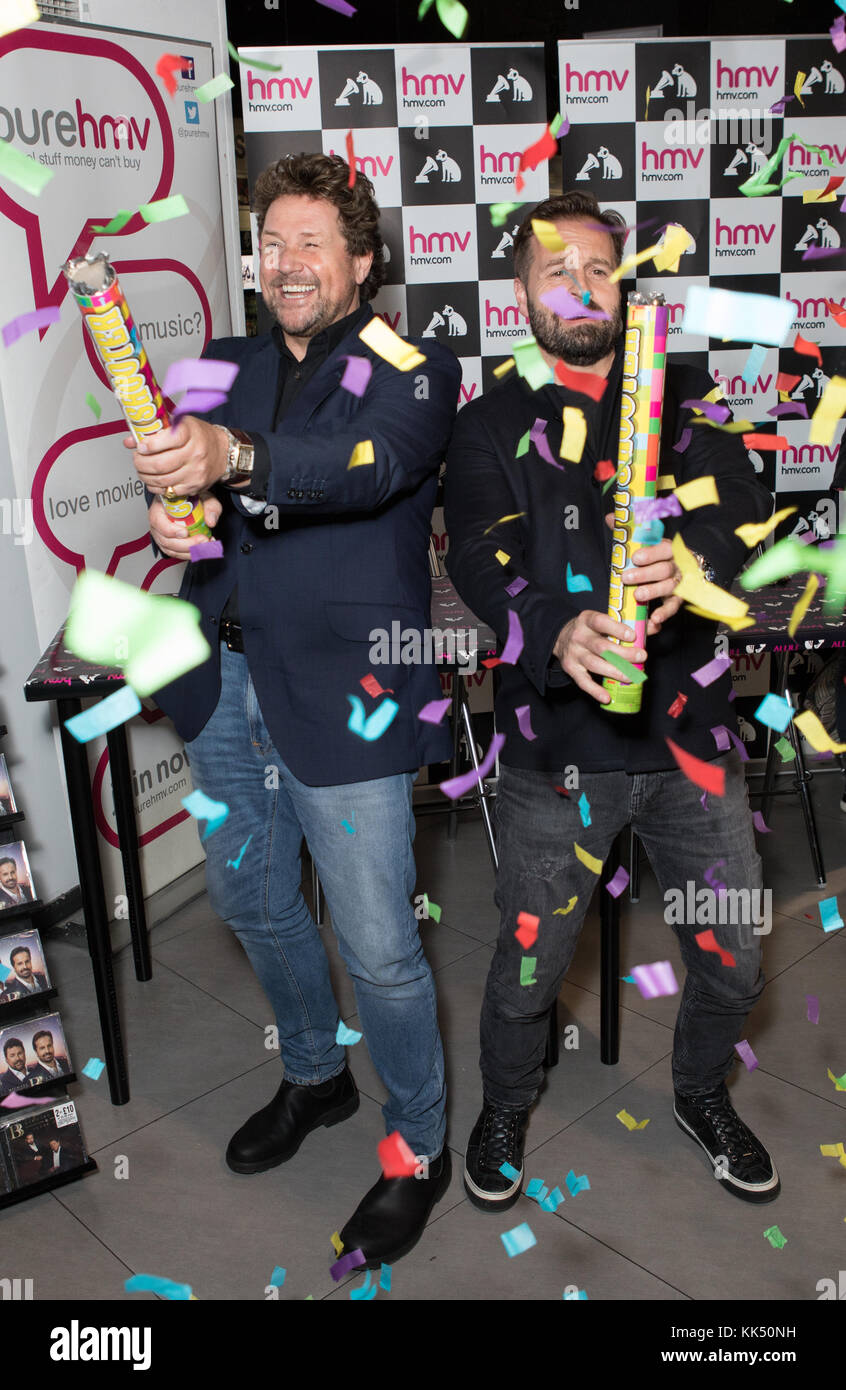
463, 1101, 530, 1211
674, 1084, 780, 1202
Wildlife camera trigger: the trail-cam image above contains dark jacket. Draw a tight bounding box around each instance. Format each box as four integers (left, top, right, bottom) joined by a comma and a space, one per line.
444, 339, 773, 773
150, 305, 459, 785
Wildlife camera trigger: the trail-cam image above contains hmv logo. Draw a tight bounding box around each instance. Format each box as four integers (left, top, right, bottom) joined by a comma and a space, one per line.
715, 61, 779, 90
408, 226, 471, 263
785, 292, 845, 324
246, 73, 313, 102
328, 146, 393, 178
640, 141, 704, 181
485, 300, 521, 327
562, 63, 628, 94
401, 67, 466, 99
713, 370, 773, 396
715, 219, 776, 245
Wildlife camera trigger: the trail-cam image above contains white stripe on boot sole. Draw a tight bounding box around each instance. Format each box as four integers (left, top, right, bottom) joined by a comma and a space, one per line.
674, 1110, 780, 1192
463, 1166, 522, 1201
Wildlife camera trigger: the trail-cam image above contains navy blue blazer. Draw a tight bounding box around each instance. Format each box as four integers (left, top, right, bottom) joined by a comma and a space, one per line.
150, 306, 459, 785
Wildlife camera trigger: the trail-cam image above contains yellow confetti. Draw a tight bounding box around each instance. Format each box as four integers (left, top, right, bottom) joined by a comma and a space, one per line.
531, 218, 569, 252
610, 242, 662, 285
674, 476, 720, 511
495, 549, 511, 565
809, 376, 846, 447
483, 512, 526, 536
553, 896, 578, 915
672, 534, 753, 626
652, 223, 694, 274
828, 1068, 846, 1092
656, 474, 677, 491
559, 405, 587, 462
331, 1231, 344, 1256
820, 1143, 846, 1158
735, 507, 797, 547
794, 69, 806, 108
644, 85, 650, 121
358, 316, 426, 372
617, 1109, 650, 1131
574, 842, 603, 874
794, 710, 846, 755
690, 417, 754, 433
493, 358, 515, 379
803, 188, 837, 203
787, 574, 819, 638
0, 0, 38, 39
348, 440, 375, 469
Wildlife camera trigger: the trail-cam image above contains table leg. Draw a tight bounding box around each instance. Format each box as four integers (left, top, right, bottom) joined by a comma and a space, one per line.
459, 697, 498, 873
783, 688, 827, 887
106, 726, 151, 983
448, 670, 461, 842
58, 699, 130, 1105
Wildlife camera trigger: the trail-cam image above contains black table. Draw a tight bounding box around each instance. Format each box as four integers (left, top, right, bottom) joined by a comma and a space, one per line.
24, 625, 153, 1105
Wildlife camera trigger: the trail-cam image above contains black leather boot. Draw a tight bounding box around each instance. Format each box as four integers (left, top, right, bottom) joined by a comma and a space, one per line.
337, 1146, 452, 1268
226, 1066, 359, 1174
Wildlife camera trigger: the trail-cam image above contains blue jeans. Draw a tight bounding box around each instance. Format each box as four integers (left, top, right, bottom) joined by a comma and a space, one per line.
482, 751, 765, 1107
185, 643, 446, 1158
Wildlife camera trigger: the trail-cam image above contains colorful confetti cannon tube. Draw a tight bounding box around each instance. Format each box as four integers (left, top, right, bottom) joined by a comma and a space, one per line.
62, 253, 211, 539
603, 292, 669, 714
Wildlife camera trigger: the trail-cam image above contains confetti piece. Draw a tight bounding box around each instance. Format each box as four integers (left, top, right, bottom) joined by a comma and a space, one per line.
634, 496, 682, 521
682, 398, 731, 425
2, 305, 61, 348
825, 298, 846, 328
226, 42, 282, 71
594, 459, 616, 482
532, 218, 568, 252
512, 337, 553, 391
754, 692, 793, 732
493, 356, 516, 376
601, 649, 647, 685
809, 376, 846, 447
682, 285, 795, 346
576, 792, 591, 827
632, 519, 664, 546
418, 698, 451, 725
787, 574, 819, 638
530, 418, 561, 469
500, 609, 524, 665
793, 332, 822, 365
741, 344, 768, 387
774, 736, 795, 762
652, 223, 695, 273
610, 242, 663, 284
0, 139, 53, 195
565, 1169, 590, 1196
154, 52, 183, 97
345, 130, 356, 188
539, 1187, 565, 1213
674, 476, 720, 511
336, 1021, 362, 1046
495, 550, 511, 566
418, 0, 468, 38
225, 835, 253, 870
632, 960, 679, 999
554, 897, 578, 915
695, 929, 736, 968
0, 0, 38, 37
734, 508, 797, 548
574, 842, 603, 874
269, 1266, 286, 1288
762, 1225, 787, 1248
490, 202, 523, 228
540, 286, 611, 323
439, 733, 505, 801
806, 996, 819, 1025
379, 1264, 392, 1292
196, 73, 234, 103
520, 956, 538, 986
139, 194, 190, 224
125, 1274, 193, 1299
605, 866, 630, 899
518, 123, 558, 175
515, 704, 537, 741
566, 563, 592, 593
358, 315, 425, 371
340, 355, 372, 398
360, 674, 394, 698
164, 353, 238, 400
673, 428, 692, 454
330, 1249, 367, 1281
819, 897, 844, 933
331, 1232, 344, 1256
81, 1057, 106, 1080
506, 575, 528, 597
794, 709, 846, 753
690, 656, 731, 691
526, 1178, 548, 1201
499, 1162, 520, 1181
515, 429, 531, 458
668, 693, 688, 719
346, 694, 399, 742
749, 811, 771, 836
378, 1131, 417, 1179
423, 894, 441, 923
515, 912, 539, 950
91, 209, 134, 235
500, 1222, 537, 1257
768, 401, 808, 418
181, 789, 229, 840
0, 1090, 54, 1108
617, 1110, 650, 1130
828, 1068, 846, 1090
348, 439, 375, 469
319, 0, 357, 13
64, 686, 142, 743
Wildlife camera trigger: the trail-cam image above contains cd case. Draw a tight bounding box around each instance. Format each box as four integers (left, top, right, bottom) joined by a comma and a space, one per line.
0, 1011, 72, 1098
0, 929, 51, 1005
0, 1098, 89, 1193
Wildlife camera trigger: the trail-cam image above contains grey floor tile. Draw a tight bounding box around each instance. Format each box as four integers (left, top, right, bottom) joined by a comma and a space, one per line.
0, 1184, 137, 1300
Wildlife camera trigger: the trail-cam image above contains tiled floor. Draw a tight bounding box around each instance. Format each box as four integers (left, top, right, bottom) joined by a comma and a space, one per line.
4, 771, 844, 1303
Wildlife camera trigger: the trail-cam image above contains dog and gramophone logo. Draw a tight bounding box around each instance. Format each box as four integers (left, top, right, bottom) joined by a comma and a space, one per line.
318, 49, 397, 127
561, 123, 636, 202
398, 123, 475, 206
470, 46, 547, 125
406, 282, 481, 356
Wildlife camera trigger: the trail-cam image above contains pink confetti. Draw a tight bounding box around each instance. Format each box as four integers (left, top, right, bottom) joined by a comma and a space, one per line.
316, 0, 356, 13
734, 1039, 758, 1071
515, 704, 537, 740
2, 304, 60, 347
530, 418, 561, 469
189, 540, 224, 561
693, 655, 732, 687
506, 575, 528, 597
500, 609, 524, 665
539, 286, 610, 321
440, 733, 505, 801
751, 811, 770, 834
340, 355, 372, 397
605, 865, 630, 898
632, 960, 679, 999
673, 428, 692, 454
806, 995, 819, 1025
0, 1091, 55, 1109
418, 697, 451, 725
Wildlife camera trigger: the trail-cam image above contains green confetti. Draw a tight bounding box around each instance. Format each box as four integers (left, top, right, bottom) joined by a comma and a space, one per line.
515, 429, 531, 458
549, 112, 563, 136
423, 893, 441, 923
774, 736, 796, 762
418, 0, 468, 39
601, 649, 647, 685
520, 956, 537, 986
740, 134, 831, 197
763, 1225, 787, 1249
139, 194, 190, 224
601, 467, 621, 495
0, 140, 53, 196
490, 200, 524, 228
196, 73, 235, 103
227, 42, 282, 72
85, 392, 101, 420
512, 337, 553, 391
91, 209, 133, 234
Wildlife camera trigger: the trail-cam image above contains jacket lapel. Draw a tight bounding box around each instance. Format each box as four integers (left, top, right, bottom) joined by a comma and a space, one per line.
278, 305, 376, 432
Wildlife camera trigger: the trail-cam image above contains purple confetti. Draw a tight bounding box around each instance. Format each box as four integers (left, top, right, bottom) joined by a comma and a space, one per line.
705, 860, 728, 894
586, 217, 657, 239
727, 690, 736, 702
692, 654, 732, 687
171, 389, 228, 418
316, 0, 356, 12
767, 94, 795, 114
700, 790, 709, 811
440, 732, 506, 802
515, 704, 537, 741
767, 401, 808, 418
505, 575, 528, 597
806, 995, 819, 1025
500, 609, 524, 665
2, 304, 61, 347
539, 286, 611, 321
634, 495, 682, 521
632, 960, 679, 999
330, 1248, 367, 1281
189, 539, 224, 561
673, 428, 692, 454
340, 355, 372, 397
162, 357, 239, 396
530, 418, 561, 468
801, 245, 846, 260
606, 865, 630, 898
418, 697, 452, 725
831, 16, 846, 52
710, 724, 731, 752
751, 811, 770, 834
715, 726, 749, 761
735, 1039, 758, 1071
681, 398, 731, 424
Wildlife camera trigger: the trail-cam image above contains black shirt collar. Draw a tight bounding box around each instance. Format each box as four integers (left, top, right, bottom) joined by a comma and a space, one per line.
271, 302, 370, 364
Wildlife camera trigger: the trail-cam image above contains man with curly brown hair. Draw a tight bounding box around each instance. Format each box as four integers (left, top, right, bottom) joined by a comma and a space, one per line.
130, 153, 460, 1269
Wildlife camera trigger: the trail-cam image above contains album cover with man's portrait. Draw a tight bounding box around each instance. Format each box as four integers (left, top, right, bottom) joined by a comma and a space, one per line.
0, 930, 51, 1006
0, 1099, 89, 1192
0, 755, 16, 818
0, 1012, 72, 1099
0, 841, 36, 911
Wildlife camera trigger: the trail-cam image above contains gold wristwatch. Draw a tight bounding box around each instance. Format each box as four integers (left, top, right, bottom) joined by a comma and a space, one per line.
219, 427, 255, 487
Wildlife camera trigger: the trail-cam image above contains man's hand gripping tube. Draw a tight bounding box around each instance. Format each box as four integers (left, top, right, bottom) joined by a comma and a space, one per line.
62, 252, 211, 540
602, 292, 669, 713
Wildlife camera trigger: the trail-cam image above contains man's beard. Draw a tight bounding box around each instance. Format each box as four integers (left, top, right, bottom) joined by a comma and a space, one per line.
527, 298, 623, 367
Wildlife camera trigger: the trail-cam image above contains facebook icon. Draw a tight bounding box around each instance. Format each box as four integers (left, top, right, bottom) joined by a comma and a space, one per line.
184, 100, 200, 125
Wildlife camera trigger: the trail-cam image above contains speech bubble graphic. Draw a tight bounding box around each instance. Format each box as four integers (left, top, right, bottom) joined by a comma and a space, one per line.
0, 29, 174, 334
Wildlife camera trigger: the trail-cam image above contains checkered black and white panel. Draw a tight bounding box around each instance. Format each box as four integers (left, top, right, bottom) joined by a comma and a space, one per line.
560, 35, 846, 754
